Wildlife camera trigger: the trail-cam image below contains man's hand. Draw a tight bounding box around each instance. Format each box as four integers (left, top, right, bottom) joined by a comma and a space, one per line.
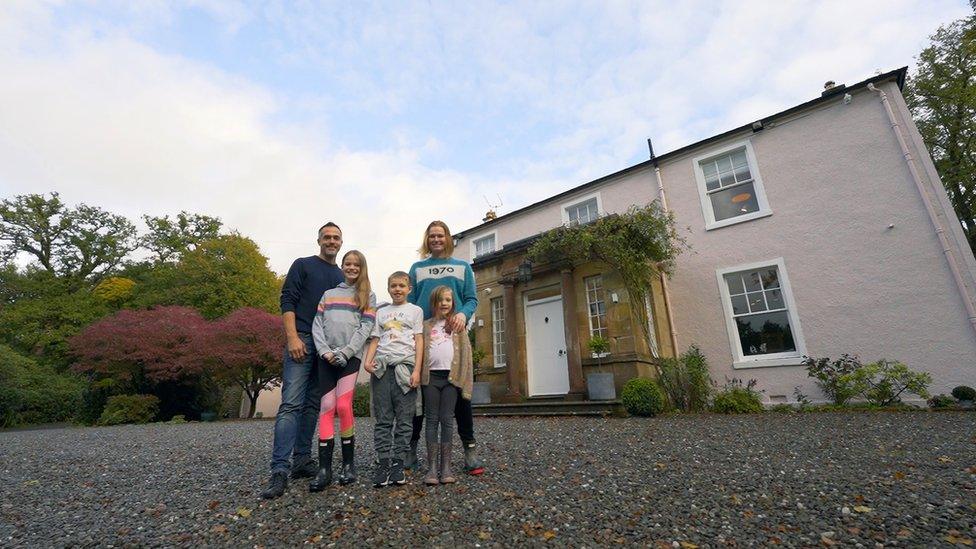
364, 360, 376, 374
287, 335, 307, 361
409, 370, 420, 388
449, 312, 467, 333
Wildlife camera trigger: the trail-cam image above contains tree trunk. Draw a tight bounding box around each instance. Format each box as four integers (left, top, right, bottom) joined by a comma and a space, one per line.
246, 389, 259, 419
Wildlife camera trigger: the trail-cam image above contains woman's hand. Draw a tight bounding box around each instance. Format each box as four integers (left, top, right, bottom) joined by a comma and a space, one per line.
449, 312, 467, 333
364, 360, 376, 374
410, 370, 421, 388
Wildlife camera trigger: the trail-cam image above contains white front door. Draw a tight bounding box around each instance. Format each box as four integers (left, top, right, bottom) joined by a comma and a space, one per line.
525, 296, 570, 396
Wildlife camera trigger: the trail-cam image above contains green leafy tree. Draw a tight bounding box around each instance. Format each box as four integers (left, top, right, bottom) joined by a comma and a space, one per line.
905, 12, 976, 254
0, 344, 84, 427
142, 211, 223, 263
0, 192, 138, 287
133, 233, 279, 319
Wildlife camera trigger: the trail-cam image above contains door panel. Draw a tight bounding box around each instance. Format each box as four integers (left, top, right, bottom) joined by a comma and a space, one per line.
526, 297, 570, 396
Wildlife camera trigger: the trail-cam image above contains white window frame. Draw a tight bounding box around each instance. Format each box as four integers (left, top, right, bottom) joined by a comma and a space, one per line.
560, 191, 603, 225
583, 274, 609, 356
469, 231, 498, 259
692, 140, 772, 231
491, 297, 506, 368
715, 257, 807, 369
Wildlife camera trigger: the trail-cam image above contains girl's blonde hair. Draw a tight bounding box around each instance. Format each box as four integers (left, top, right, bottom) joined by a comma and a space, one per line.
418, 220, 455, 258
342, 250, 372, 312
428, 285, 456, 319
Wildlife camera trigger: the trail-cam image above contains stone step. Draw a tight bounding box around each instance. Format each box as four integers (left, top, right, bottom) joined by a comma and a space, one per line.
472, 399, 623, 417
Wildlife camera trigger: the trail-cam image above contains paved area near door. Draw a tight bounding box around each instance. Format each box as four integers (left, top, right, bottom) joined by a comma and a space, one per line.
1, 412, 973, 547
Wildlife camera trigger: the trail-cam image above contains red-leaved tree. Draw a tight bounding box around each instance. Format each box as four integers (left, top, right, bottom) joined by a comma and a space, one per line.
199, 307, 284, 418
70, 306, 208, 387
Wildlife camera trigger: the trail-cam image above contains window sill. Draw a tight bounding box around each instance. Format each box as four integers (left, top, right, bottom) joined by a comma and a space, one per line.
590, 352, 611, 359
705, 209, 772, 231
732, 356, 805, 369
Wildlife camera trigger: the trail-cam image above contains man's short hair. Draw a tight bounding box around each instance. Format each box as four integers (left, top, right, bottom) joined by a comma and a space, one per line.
388, 271, 411, 285
318, 222, 341, 236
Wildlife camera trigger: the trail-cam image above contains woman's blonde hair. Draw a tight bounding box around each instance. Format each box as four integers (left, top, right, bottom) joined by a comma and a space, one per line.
428, 285, 456, 319
418, 220, 455, 258
342, 250, 372, 312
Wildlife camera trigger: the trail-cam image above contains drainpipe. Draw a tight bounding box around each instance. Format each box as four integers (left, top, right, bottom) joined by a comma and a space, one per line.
867, 83, 976, 337
648, 139, 681, 356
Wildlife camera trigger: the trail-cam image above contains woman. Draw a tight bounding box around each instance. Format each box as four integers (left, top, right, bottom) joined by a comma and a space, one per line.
406, 220, 485, 476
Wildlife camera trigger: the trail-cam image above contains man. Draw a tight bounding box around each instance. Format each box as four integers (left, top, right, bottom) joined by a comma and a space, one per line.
261, 223, 344, 499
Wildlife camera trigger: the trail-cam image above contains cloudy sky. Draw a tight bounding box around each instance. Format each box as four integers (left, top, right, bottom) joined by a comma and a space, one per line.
1, 0, 971, 297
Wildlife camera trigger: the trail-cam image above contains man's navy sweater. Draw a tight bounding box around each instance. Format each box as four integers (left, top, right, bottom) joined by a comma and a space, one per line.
280, 255, 344, 334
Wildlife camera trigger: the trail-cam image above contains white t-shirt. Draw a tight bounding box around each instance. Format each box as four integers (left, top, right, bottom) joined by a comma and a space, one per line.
427, 319, 454, 371
371, 303, 424, 363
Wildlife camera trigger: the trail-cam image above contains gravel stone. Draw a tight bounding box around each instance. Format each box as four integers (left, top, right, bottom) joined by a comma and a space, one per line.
1, 412, 974, 547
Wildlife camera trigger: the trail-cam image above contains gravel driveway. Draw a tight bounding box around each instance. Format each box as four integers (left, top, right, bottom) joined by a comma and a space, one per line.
1, 412, 974, 547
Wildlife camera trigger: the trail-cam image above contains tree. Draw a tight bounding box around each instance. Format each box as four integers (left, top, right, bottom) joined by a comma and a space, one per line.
201, 308, 284, 418
905, 13, 976, 254
0, 192, 138, 286
142, 211, 222, 263
132, 233, 280, 319
70, 306, 208, 388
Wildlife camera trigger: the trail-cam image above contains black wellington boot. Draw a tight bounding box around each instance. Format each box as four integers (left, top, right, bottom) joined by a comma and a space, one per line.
338, 436, 357, 485
308, 439, 334, 492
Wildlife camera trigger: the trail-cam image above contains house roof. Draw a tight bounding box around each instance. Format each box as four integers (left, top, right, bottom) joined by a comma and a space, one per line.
455, 66, 908, 241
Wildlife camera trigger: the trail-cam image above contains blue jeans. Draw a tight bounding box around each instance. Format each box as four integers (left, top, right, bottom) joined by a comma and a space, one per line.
270, 333, 322, 473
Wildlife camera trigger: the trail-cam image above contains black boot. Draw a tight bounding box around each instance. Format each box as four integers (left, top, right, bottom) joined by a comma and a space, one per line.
338, 436, 357, 485
372, 458, 391, 488
261, 471, 288, 499
308, 439, 334, 492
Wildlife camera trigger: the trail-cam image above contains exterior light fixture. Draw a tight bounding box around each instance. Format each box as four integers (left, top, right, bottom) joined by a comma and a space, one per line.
517, 259, 533, 284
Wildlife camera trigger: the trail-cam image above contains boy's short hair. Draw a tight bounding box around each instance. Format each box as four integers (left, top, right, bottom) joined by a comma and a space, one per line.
388, 271, 411, 285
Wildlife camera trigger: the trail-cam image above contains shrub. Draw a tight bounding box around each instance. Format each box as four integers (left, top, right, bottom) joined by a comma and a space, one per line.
655, 345, 712, 412
849, 359, 931, 406
802, 354, 862, 405
167, 414, 187, 424
0, 345, 84, 427
951, 385, 976, 401
712, 378, 764, 414
769, 403, 796, 413
928, 394, 956, 409
472, 349, 487, 368
97, 394, 160, 426
353, 383, 371, 417
621, 378, 666, 417
587, 336, 611, 356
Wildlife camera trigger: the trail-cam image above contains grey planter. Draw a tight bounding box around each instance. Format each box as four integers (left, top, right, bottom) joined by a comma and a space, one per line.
472, 382, 492, 404
587, 373, 616, 400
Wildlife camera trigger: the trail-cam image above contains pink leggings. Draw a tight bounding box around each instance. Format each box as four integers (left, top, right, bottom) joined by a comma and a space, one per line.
317, 357, 360, 440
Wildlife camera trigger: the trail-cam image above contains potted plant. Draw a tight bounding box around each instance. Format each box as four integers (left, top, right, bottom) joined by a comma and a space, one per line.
586, 336, 615, 400
471, 348, 492, 404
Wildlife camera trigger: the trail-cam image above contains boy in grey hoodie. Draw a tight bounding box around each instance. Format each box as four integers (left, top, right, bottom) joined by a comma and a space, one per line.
363, 272, 424, 487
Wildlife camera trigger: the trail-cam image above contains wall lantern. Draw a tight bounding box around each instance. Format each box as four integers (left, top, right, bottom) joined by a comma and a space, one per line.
516, 259, 533, 284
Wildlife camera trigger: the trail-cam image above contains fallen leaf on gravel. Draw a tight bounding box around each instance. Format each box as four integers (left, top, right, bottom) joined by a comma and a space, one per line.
420, 514, 430, 524
769, 536, 781, 545
945, 534, 973, 545
207, 500, 220, 510
893, 471, 905, 480
821, 537, 838, 547
896, 529, 912, 538
847, 527, 861, 535
679, 542, 698, 549
308, 534, 322, 543
330, 527, 345, 540
852, 506, 872, 513
965, 466, 976, 474
478, 532, 490, 540
212, 525, 227, 534
543, 531, 556, 540
359, 508, 370, 517
938, 455, 953, 463
22, 480, 39, 486
237, 507, 252, 518
854, 495, 864, 503
730, 494, 741, 505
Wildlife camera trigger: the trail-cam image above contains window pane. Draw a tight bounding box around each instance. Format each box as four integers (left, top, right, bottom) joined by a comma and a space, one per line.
735, 311, 796, 356
705, 175, 720, 192
709, 182, 760, 221
730, 294, 749, 315
746, 291, 767, 312
731, 149, 748, 168
724, 273, 744, 295
702, 161, 718, 178
716, 155, 732, 173
765, 289, 784, 310
761, 268, 779, 289
733, 165, 752, 182
744, 271, 763, 292
719, 172, 736, 187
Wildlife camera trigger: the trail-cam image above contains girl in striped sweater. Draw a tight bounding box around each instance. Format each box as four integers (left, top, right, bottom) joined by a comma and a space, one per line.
309, 250, 377, 491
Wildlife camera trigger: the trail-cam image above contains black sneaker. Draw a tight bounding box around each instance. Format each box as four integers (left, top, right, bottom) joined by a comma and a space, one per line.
389, 459, 406, 485
372, 458, 391, 488
290, 458, 318, 479
261, 471, 288, 499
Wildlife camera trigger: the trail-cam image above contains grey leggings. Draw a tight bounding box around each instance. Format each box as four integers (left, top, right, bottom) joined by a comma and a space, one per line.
423, 371, 457, 444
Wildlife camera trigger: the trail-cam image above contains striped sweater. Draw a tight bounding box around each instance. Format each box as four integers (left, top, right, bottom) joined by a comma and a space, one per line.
311, 282, 377, 363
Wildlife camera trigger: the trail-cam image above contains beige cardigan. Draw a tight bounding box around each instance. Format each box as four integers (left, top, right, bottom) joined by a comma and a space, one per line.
420, 319, 474, 400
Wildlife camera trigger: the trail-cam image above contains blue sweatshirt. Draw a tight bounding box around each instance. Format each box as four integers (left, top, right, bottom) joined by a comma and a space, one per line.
407, 256, 478, 321
280, 256, 344, 333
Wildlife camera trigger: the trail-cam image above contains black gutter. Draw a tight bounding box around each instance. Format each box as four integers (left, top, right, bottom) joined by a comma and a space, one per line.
456, 66, 908, 240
